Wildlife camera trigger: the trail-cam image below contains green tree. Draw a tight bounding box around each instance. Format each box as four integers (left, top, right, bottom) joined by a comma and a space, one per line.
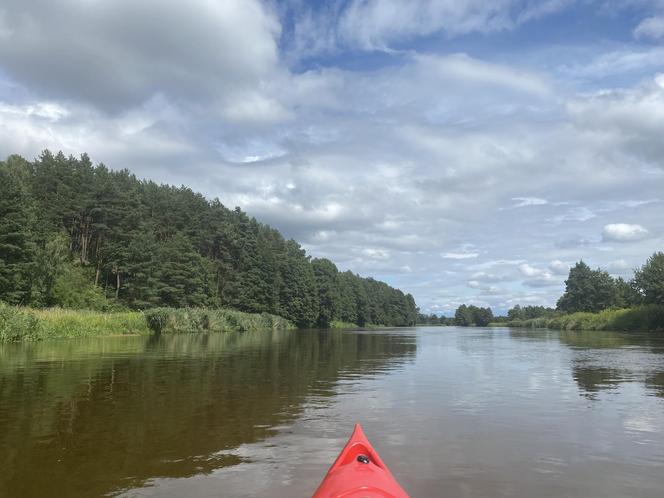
0, 161, 35, 304
454, 304, 473, 326
557, 261, 617, 313
634, 252, 664, 305
614, 277, 642, 308
312, 258, 340, 327
153, 233, 215, 308
277, 240, 319, 327
507, 304, 523, 321
473, 306, 494, 326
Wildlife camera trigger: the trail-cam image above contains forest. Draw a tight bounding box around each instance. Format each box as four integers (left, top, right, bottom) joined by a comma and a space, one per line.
0, 151, 417, 328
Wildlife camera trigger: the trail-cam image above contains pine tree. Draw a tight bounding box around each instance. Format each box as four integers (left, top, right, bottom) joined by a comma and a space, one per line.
0, 161, 35, 304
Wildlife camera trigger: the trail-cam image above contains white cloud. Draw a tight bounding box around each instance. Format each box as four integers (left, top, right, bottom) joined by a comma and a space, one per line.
470, 271, 510, 283
416, 53, 551, 97
0, 101, 69, 121
512, 196, 548, 208
0, 0, 282, 111
362, 248, 390, 260
548, 260, 569, 275
634, 16, 664, 40
221, 93, 293, 125
518, 263, 561, 287
560, 47, 664, 80
550, 206, 596, 224
336, 0, 570, 50
602, 223, 650, 242
519, 263, 542, 278
442, 251, 480, 260
606, 259, 632, 275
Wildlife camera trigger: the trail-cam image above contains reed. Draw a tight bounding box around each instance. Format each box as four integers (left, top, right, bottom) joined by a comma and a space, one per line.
144, 307, 294, 334
0, 303, 294, 342
505, 305, 664, 332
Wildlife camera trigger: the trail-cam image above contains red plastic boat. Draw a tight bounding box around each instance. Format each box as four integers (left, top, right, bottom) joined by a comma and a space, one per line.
312, 424, 410, 498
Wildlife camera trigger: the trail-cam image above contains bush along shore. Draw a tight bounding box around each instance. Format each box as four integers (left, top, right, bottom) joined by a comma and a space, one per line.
0, 302, 294, 342
502, 305, 664, 333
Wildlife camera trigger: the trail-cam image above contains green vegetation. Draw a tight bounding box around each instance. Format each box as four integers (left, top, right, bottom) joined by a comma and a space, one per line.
0, 151, 417, 334
452, 304, 494, 326
0, 303, 43, 341
505, 305, 664, 332
144, 307, 293, 334
502, 254, 664, 332
329, 320, 362, 329
556, 261, 641, 312
0, 301, 148, 341
416, 313, 455, 326
451, 253, 664, 332
0, 302, 294, 341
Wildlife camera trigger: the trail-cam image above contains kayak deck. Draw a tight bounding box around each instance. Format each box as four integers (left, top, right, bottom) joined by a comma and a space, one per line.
312, 424, 410, 498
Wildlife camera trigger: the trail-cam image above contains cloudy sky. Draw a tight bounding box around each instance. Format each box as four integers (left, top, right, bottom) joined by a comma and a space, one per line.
1, 0, 663, 315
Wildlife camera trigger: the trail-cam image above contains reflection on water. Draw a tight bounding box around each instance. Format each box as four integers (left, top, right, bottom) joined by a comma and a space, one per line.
0, 330, 416, 497
2, 327, 664, 497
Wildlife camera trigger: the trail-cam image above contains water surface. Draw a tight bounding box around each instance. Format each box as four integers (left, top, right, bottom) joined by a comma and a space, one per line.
1, 327, 663, 497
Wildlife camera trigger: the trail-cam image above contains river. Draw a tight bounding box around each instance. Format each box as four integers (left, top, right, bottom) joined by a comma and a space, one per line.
1, 327, 663, 497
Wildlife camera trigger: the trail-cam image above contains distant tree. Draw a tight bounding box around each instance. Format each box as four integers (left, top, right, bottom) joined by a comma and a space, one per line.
454, 304, 493, 326
634, 252, 664, 305
507, 304, 524, 321
454, 304, 473, 326
557, 261, 617, 313
474, 306, 494, 326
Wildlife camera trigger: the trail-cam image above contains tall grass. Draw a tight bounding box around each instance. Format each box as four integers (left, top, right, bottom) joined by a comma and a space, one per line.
1, 303, 294, 342
144, 307, 294, 334
32, 308, 149, 339
506, 305, 664, 332
0, 302, 43, 341
0, 302, 149, 341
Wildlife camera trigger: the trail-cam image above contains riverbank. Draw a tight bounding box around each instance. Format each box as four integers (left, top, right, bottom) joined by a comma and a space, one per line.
500, 305, 664, 332
0, 302, 294, 342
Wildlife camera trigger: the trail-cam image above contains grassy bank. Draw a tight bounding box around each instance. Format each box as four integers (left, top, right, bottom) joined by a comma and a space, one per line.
144, 307, 294, 334
503, 305, 664, 332
0, 303, 149, 341
0, 302, 294, 342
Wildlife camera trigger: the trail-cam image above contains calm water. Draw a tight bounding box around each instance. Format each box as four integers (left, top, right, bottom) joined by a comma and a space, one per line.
1, 327, 664, 497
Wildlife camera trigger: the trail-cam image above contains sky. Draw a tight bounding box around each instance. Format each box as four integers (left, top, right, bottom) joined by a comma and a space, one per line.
1, 0, 663, 315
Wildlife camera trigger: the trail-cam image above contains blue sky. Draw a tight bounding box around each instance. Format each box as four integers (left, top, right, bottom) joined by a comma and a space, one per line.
1, 0, 663, 314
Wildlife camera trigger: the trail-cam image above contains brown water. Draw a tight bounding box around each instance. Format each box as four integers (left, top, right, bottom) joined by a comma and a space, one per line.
1, 327, 663, 497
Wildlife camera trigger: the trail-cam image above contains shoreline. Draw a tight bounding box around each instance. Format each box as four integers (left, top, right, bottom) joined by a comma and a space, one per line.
0, 304, 295, 342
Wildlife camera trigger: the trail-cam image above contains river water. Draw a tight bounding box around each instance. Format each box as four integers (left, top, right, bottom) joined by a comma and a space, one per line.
1, 327, 663, 497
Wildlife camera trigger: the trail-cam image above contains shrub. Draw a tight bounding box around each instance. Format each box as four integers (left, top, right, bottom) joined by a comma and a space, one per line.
0, 301, 43, 341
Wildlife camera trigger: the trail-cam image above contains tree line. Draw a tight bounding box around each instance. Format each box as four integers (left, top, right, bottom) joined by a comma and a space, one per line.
506, 256, 663, 319
555, 257, 662, 312
0, 151, 418, 327
424, 253, 663, 327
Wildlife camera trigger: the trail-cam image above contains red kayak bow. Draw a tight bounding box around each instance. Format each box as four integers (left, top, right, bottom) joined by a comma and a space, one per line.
312, 424, 410, 498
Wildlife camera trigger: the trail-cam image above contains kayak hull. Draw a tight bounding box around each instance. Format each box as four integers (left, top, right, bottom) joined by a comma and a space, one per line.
312, 424, 409, 498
